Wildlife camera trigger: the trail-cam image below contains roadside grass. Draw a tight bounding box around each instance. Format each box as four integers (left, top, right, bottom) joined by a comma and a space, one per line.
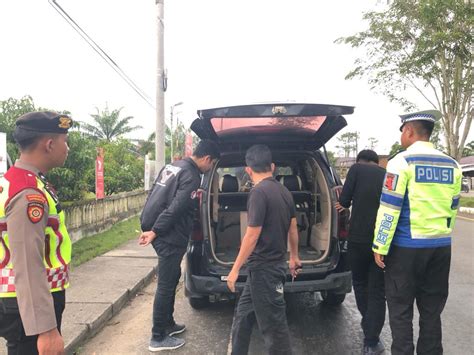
71, 216, 140, 267
460, 196, 474, 208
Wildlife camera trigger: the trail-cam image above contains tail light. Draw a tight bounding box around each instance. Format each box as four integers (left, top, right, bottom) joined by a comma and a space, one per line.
333, 186, 350, 240
191, 189, 204, 241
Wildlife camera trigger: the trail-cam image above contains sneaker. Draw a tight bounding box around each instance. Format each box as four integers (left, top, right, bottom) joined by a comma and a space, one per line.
363, 341, 385, 355
149, 336, 185, 352
167, 322, 186, 336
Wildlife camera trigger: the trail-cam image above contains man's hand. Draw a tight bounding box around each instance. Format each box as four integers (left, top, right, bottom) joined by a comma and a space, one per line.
289, 257, 302, 279
335, 202, 346, 213
138, 230, 157, 246
374, 252, 385, 269
37, 328, 64, 355
226, 269, 239, 293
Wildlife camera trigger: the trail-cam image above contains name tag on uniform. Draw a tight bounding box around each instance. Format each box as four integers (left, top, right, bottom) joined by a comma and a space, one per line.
415, 165, 453, 184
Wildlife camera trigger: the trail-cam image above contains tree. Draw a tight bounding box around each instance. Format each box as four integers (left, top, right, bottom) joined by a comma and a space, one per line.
0, 96, 36, 161
47, 131, 96, 201
89, 139, 144, 195
81, 106, 141, 142
337, 0, 472, 160
336, 131, 360, 157
367, 137, 379, 151
389, 141, 404, 156
325, 150, 338, 167
462, 140, 474, 157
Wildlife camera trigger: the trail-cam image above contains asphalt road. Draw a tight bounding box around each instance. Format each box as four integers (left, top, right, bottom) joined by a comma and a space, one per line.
78, 218, 474, 354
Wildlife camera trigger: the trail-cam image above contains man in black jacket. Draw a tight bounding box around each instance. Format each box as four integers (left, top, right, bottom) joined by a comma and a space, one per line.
335, 150, 386, 355
139, 139, 220, 352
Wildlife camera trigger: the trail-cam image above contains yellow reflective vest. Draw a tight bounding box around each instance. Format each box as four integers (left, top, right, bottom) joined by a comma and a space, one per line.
373, 141, 462, 255
0, 166, 71, 297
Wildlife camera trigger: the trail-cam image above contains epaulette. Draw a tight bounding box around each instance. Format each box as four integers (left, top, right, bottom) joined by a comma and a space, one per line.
388, 149, 405, 161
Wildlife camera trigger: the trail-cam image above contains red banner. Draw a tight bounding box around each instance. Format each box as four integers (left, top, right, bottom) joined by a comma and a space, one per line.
96, 148, 105, 199
185, 133, 193, 157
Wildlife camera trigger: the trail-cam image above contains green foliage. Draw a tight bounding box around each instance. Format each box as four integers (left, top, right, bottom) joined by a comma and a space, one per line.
389, 141, 404, 156
92, 139, 144, 195
0, 96, 36, 161
325, 150, 338, 167
460, 197, 474, 208
71, 216, 140, 267
337, 0, 473, 160
462, 140, 474, 157
47, 131, 96, 201
81, 106, 141, 142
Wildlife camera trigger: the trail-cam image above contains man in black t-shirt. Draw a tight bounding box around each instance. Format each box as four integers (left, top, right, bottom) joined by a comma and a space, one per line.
335, 149, 386, 355
227, 144, 301, 355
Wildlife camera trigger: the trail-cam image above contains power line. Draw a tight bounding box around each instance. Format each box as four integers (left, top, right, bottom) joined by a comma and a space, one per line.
48, 0, 156, 109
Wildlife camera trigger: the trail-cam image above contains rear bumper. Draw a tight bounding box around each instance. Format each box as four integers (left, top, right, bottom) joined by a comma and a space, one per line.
185, 271, 352, 297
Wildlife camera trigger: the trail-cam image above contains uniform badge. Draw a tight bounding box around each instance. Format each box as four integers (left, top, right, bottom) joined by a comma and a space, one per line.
384, 173, 399, 191
26, 194, 47, 204
27, 202, 44, 223
58, 116, 72, 129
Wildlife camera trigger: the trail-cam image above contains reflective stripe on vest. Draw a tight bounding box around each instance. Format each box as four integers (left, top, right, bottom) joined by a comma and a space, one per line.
0, 167, 71, 297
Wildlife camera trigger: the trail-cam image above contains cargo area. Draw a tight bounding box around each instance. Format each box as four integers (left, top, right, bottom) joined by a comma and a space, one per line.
207, 155, 332, 265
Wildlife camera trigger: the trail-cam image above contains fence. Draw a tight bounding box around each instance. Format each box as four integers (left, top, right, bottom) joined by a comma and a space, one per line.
64, 190, 147, 242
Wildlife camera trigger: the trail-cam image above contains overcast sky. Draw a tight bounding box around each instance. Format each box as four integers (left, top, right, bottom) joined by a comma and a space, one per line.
1, 0, 471, 154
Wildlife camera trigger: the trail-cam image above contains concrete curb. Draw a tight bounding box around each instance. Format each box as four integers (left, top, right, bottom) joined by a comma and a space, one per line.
459, 207, 474, 214
65, 266, 157, 354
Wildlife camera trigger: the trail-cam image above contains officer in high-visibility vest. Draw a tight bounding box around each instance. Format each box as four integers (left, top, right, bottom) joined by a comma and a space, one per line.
0, 112, 73, 355
372, 110, 462, 355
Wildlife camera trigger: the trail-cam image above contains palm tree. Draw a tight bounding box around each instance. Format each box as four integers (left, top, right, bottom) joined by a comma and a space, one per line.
81, 106, 141, 142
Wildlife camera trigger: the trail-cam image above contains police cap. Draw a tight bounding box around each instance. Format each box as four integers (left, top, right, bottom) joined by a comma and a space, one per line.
399, 110, 441, 131
15, 111, 74, 134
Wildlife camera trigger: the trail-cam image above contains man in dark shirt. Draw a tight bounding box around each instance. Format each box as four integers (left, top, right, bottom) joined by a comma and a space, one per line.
336, 149, 386, 355
138, 140, 220, 352
227, 144, 301, 355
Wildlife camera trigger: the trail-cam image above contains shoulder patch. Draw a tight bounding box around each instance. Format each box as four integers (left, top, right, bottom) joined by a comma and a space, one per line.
384, 173, 399, 191
27, 202, 44, 223
26, 194, 47, 204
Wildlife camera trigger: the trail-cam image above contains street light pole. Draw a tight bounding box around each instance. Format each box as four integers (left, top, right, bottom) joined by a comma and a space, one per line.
155, 0, 166, 175
170, 101, 183, 162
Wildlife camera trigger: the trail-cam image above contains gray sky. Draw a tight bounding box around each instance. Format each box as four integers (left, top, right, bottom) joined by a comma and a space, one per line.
1, 0, 470, 154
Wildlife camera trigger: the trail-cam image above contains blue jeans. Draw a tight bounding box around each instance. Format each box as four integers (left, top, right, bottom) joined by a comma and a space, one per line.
151, 240, 186, 340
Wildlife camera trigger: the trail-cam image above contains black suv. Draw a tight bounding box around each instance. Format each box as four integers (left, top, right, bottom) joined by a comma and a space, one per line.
185, 103, 353, 309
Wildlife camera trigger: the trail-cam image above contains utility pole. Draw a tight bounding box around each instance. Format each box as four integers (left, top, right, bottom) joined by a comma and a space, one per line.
155, 0, 166, 174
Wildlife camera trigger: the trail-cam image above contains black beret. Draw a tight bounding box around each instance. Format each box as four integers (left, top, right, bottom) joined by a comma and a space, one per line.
15, 111, 73, 134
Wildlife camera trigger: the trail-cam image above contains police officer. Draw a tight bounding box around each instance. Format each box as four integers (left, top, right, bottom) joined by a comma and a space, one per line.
139, 139, 220, 352
0, 112, 73, 355
372, 110, 462, 355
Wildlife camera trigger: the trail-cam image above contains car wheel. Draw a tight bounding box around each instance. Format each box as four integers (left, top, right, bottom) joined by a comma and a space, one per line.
320, 291, 346, 306
189, 296, 210, 309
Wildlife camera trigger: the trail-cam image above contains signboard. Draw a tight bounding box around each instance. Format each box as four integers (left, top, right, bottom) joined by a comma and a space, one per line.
0, 133, 6, 176
185, 133, 193, 157
95, 148, 105, 199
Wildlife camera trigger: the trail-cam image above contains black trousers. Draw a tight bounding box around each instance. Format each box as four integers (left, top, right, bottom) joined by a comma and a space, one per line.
0, 291, 65, 355
348, 241, 386, 346
231, 264, 292, 355
151, 240, 186, 340
385, 245, 451, 355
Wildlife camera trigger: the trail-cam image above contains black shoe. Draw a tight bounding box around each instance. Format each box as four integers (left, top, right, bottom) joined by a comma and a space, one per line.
363, 341, 385, 355
149, 335, 185, 352
166, 322, 186, 336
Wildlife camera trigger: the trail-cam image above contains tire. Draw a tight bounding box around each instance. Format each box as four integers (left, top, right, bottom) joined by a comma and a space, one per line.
189, 296, 210, 309
320, 291, 346, 306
